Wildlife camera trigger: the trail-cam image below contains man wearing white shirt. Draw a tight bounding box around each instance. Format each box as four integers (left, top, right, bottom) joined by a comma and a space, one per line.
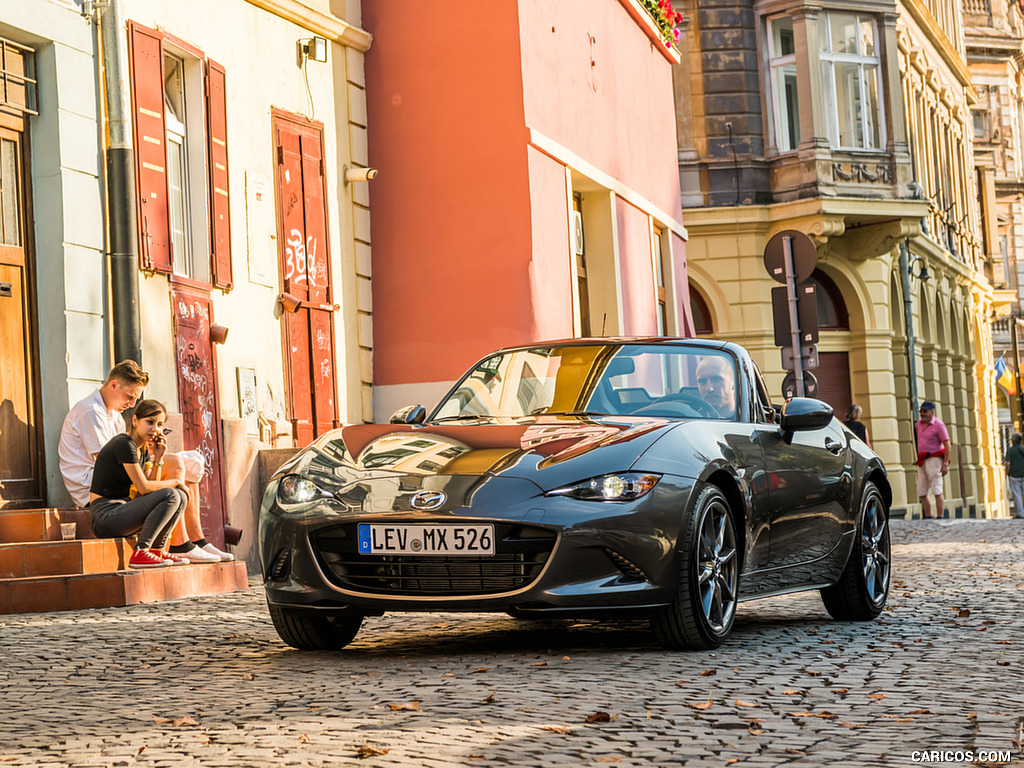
58, 360, 232, 562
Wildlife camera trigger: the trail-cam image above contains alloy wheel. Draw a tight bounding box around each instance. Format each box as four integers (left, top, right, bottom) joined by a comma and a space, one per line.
697, 499, 738, 632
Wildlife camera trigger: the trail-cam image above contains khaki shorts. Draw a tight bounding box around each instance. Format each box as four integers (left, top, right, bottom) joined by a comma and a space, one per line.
916, 456, 945, 497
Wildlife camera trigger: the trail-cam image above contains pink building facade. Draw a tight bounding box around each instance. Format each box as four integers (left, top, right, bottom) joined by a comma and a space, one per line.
364, 0, 690, 420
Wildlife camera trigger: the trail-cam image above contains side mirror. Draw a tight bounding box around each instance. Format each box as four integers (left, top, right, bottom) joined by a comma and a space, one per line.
389, 405, 427, 425
779, 397, 833, 442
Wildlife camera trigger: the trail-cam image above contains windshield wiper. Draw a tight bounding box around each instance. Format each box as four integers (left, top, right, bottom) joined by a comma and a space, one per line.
431, 414, 492, 422
537, 410, 608, 417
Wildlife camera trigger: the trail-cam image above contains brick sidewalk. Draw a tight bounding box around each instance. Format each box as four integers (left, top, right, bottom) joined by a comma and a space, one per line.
1, 519, 1022, 767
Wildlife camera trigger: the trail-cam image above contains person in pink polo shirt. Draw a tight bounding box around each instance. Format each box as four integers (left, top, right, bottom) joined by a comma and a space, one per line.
915, 401, 952, 519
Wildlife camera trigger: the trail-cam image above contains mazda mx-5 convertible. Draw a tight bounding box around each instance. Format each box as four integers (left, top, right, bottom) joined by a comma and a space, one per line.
259, 338, 892, 651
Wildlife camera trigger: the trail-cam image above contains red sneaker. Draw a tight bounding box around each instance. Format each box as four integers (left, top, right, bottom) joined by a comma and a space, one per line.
129, 548, 170, 569
154, 550, 190, 566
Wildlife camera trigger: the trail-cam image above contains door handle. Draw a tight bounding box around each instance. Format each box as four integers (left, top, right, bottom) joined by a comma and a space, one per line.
824, 437, 844, 455
0, 282, 11, 298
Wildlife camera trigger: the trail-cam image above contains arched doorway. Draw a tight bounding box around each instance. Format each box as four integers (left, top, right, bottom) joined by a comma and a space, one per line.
809, 270, 852, 417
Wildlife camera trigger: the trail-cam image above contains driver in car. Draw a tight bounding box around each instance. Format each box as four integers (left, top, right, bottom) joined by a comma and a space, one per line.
696, 356, 737, 419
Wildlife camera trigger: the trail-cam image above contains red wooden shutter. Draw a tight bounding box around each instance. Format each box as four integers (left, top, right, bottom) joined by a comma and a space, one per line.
128, 21, 171, 273
206, 59, 232, 290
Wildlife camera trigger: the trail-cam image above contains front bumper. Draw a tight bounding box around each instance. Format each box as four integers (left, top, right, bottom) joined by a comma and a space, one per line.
260, 474, 694, 616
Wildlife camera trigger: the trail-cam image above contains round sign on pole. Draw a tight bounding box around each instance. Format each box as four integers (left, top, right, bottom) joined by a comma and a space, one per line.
764, 230, 818, 285
781, 369, 819, 400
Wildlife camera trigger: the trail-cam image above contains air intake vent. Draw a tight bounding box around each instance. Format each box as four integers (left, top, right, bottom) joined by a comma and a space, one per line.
268, 549, 291, 580
603, 548, 648, 582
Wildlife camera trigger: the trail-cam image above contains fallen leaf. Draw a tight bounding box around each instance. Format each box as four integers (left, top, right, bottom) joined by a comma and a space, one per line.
298, 734, 310, 743
563, 656, 571, 660
748, 728, 765, 735
998, 661, 1011, 666
355, 745, 389, 759
483, 691, 497, 704
783, 688, 802, 695
734, 700, 758, 708
386, 701, 420, 711
586, 711, 612, 723
907, 709, 933, 714
594, 758, 621, 764
198, 737, 211, 745
867, 694, 886, 700
832, 688, 848, 694
430, 623, 449, 629
172, 716, 199, 727
534, 662, 548, 667
243, 673, 255, 681
958, 609, 971, 618
467, 756, 486, 761
976, 627, 988, 632
786, 749, 806, 756
745, 718, 765, 723
542, 725, 572, 735
137, 746, 147, 755
689, 700, 714, 710
442, 673, 455, 677
151, 716, 172, 724
839, 722, 868, 729
821, 640, 835, 645
700, 669, 717, 677
472, 667, 488, 674
995, 640, 1015, 645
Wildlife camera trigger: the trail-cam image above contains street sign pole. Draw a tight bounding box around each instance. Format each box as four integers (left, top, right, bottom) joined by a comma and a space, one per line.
783, 236, 805, 397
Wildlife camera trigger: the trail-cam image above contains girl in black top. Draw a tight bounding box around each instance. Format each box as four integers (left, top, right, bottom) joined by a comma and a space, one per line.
89, 399, 189, 569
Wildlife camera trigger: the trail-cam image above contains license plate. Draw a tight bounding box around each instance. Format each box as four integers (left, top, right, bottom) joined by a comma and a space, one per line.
357, 524, 494, 556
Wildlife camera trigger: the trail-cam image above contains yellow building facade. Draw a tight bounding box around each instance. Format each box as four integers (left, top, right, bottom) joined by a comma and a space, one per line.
674, 0, 1007, 517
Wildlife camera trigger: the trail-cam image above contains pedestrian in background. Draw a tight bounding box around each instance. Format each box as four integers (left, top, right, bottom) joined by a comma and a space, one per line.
843, 403, 871, 448
915, 401, 951, 519
1003, 433, 1024, 519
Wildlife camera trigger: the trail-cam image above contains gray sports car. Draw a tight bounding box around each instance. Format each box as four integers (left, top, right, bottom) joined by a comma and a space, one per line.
259, 338, 891, 651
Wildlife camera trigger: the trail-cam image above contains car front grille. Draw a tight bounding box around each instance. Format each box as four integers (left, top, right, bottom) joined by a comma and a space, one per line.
310, 524, 557, 596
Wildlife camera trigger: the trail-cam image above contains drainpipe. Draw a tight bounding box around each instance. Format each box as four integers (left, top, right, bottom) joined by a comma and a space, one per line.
899, 240, 919, 433
98, 0, 142, 365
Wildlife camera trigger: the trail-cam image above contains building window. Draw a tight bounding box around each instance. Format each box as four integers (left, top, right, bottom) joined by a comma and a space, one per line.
971, 110, 989, 142
164, 54, 193, 277
690, 290, 713, 335
572, 193, 591, 336
809, 269, 849, 329
128, 21, 233, 289
653, 227, 669, 335
820, 12, 883, 151
768, 16, 800, 152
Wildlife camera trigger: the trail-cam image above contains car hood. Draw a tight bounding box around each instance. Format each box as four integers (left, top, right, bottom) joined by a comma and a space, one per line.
276, 416, 678, 494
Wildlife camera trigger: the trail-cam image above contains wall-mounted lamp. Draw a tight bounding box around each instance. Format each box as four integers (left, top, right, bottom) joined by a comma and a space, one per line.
299, 36, 328, 63
909, 256, 930, 282
344, 165, 379, 184
210, 324, 229, 345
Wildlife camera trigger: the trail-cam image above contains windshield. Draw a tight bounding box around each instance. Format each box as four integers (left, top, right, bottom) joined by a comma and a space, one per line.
432, 345, 738, 421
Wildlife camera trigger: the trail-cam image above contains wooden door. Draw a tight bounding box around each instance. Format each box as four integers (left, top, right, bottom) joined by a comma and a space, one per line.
273, 112, 339, 446
172, 288, 226, 547
0, 121, 43, 509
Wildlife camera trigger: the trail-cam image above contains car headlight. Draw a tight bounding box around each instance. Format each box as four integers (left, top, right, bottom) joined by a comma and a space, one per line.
547, 472, 661, 502
277, 474, 331, 505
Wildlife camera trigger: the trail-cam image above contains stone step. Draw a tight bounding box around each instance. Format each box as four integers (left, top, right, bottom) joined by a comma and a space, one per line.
0, 561, 250, 614
0, 538, 133, 579
0, 508, 94, 543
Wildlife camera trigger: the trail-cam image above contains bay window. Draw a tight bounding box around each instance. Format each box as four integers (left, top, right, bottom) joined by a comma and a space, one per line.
820, 11, 884, 151
768, 16, 800, 153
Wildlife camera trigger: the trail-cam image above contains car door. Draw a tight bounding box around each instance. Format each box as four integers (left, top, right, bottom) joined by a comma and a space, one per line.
758, 410, 850, 568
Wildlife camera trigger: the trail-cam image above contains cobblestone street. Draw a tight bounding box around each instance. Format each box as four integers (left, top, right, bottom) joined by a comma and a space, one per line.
2, 520, 1022, 767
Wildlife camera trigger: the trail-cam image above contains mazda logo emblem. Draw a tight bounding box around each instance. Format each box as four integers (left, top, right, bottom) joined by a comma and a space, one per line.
410, 490, 446, 510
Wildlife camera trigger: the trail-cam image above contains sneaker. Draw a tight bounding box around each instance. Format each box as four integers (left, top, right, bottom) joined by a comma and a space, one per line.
179, 545, 221, 564
201, 543, 235, 562
155, 550, 190, 566
129, 549, 170, 569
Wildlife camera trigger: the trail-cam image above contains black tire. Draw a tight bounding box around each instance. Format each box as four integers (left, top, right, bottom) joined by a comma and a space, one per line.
820, 481, 890, 620
652, 484, 739, 650
267, 602, 363, 650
